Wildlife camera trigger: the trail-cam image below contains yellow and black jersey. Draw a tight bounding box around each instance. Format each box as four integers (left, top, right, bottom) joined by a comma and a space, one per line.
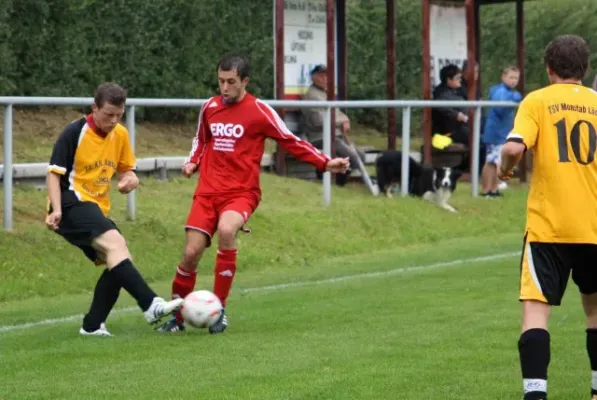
507, 83, 597, 243
47, 114, 136, 216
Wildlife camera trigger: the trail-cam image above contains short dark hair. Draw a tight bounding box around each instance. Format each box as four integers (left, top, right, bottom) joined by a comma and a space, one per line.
440, 64, 461, 84
94, 82, 127, 108
217, 52, 251, 80
544, 35, 590, 80
502, 65, 520, 74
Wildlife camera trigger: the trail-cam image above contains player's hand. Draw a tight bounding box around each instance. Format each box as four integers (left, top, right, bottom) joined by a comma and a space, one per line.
498, 168, 514, 181
118, 174, 139, 194
182, 162, 198, 178
325, 157, 350, 174
45, 211, 62, 231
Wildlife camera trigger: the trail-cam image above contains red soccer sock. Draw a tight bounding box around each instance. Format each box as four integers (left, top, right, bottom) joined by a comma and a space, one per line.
172, 265, 197, 323
213, 249, 237, 307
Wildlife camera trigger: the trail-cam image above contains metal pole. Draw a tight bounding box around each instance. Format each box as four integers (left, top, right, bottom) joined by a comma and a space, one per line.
326, 0, 336, 159
386, 0, 397, 150
274, 0, 287, 176
126, 105, 136, 220
400, 107, 411, 197
336, 0, 347, 103
350, 142, 377, 195
471, 106, 482, 197
422, 0, 432, 166
3, 104, 13, 231
323, 107, 332, 206
0, 97, 520, 108
516, 0, 528, 183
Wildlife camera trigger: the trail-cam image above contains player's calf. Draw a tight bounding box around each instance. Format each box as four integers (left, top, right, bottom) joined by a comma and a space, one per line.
587, 328, 597, 399
519, 300, 551, 400
171, 229, 209, 323
82, 269, 121, 334
213, 249, 237, 308
581, 293, 597, 398
519, 328, 550, 399
92, 231, 183, 323
171, 265, 197, 324
212, 211, 243, 314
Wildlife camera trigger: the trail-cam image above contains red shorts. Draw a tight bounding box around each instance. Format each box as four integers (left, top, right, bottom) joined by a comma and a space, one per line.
185, 191, 260, 245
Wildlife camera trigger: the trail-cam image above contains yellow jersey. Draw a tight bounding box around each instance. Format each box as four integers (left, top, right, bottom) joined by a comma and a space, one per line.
507, 83, 597, 243
47, 114, 136, 216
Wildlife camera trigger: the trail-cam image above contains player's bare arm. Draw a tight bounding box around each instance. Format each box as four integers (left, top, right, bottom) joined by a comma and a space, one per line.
45, 171, 62, 230
117, 170, 139, 194
499, 141, 526, 181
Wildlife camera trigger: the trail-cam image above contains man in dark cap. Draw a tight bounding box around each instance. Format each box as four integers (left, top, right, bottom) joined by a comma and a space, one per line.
301, 64, 365, 186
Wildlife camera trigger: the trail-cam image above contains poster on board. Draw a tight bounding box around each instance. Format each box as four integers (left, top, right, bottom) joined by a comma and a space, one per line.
429, 1, 467, 90
274, 0, 337, 99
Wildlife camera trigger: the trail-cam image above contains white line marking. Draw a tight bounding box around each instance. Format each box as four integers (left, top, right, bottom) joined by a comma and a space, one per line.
241, 251, 519, 293
0, 251, 518, 334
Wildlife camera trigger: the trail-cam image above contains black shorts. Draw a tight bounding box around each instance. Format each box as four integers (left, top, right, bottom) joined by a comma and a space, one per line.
519, 236, 597, 305
53, 201, 118, 264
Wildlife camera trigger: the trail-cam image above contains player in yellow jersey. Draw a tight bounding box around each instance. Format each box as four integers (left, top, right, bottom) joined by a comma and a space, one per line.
45, 82, 183, 336
499, 35, 597, 400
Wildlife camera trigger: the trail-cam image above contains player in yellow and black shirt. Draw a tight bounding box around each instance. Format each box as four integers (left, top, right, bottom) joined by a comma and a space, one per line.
47, 108, 136, 216
499, 35, 597, 400
46, 82, 182, 336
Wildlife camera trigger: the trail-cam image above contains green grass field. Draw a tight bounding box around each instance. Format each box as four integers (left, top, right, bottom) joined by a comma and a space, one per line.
1, 174, 591, 399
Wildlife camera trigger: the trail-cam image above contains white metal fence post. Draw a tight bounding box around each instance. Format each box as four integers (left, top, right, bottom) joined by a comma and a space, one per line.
400, 107, 412, 197
3, 104, 13, 231
323, 106, 332, 207
125, 105, 136, 220
471, 106, 482, 198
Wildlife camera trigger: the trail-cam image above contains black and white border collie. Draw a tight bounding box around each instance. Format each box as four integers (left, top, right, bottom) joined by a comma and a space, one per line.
375, 150, 462, 212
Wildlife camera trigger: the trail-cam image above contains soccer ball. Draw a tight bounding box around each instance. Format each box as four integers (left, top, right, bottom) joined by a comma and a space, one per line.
181, 290, 223, 328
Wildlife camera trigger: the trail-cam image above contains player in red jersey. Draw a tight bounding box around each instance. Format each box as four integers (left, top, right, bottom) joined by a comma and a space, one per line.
158, 53, 350, 333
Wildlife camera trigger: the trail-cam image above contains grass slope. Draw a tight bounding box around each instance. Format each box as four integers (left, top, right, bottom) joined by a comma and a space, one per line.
0, 172, 528, 303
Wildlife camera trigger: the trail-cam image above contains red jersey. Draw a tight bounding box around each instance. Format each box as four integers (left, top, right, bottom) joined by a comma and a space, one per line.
185, 93, 330, 197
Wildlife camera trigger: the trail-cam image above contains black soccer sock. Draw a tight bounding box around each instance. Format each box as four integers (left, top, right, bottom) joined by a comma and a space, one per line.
519, 328, 550, 399
109, 258, 157, 311
82, 269, 122, 332
586, 328, 597, 396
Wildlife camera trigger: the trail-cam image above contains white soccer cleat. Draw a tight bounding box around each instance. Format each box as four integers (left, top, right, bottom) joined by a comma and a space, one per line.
79, 322, 113, 337
144, 297, 184, 325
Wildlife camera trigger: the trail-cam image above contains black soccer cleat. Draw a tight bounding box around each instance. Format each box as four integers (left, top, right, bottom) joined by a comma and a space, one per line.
208, 309, 228, 334
156, 317, 186, 333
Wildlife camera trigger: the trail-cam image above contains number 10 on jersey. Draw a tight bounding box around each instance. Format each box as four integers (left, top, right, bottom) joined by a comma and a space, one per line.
554, 118, 597, 165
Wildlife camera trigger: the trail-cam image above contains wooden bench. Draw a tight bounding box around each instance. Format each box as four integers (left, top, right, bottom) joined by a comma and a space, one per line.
420, 143, 469, 169
272, 110, 320, 179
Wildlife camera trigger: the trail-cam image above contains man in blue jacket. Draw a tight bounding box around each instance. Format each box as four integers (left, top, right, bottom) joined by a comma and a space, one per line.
481, 66, 522, 197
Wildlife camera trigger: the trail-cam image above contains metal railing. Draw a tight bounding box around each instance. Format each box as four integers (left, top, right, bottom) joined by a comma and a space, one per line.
1, 97, 519, 231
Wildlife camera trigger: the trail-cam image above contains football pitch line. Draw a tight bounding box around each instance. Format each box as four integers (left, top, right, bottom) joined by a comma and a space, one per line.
0, 251, 519, 334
